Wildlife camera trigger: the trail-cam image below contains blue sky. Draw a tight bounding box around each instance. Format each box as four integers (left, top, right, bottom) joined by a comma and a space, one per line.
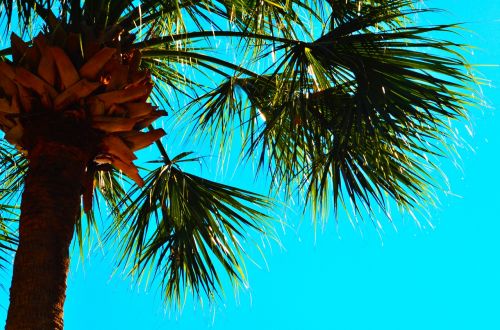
2, 1, 500, 329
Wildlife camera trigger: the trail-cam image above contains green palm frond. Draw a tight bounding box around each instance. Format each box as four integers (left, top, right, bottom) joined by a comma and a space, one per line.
120, 0, 309, 39
0, 141, 26, 206
75, 167, 131, 258
120, 0, 217, 36
0, 204, 18, 270
326, 0, 415, 31
108, 152, 271, 303
0, 187, 18, 271
0, 141, 23, 268
0, 0, 35, 32
184, 2, 476, 220
217, 0, 312, 38
139, 46, 263, 114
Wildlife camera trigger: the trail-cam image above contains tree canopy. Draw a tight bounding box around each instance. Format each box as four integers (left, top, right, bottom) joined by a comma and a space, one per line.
0, 0, 477, 308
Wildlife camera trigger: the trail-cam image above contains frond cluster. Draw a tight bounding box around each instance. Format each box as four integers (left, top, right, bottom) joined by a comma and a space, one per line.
0, 0, 478, 305
109, 153, 271, 303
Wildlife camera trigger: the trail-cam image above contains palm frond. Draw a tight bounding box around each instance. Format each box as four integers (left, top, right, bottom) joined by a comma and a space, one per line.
0, 0, 36, 33
183, 1, 476, 221
0, 204, 18, 270
0, 140, 23, 268
75, 167, 131, 258
107, 152, 271, 304
325, 0, 416, 32
0, 140, 26, 207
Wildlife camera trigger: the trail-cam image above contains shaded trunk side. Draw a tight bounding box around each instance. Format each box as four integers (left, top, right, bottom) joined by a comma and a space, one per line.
6, 140, 89, 330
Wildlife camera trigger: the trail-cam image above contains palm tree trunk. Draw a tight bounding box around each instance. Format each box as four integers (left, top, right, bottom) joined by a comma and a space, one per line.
5, 139, 89, 330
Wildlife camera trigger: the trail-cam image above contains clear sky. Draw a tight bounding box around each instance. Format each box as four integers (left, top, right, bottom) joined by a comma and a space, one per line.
2, 1, 500, 329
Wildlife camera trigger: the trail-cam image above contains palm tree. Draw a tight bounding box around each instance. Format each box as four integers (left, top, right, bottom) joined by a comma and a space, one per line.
0, 0, 475, 328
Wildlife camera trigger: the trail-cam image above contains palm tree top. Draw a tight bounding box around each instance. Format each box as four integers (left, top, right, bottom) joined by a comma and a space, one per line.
0, 0, 478, 304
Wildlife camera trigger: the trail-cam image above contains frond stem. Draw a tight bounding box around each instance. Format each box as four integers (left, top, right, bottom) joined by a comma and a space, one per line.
134, 31, 301, 49
148, 125, 171, 164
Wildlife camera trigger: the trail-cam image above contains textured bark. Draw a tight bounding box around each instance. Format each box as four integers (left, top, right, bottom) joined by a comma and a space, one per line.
5, 140, 89, 330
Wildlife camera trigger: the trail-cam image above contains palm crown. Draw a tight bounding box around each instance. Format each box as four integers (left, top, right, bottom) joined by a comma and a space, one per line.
0, 0, 475, 328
